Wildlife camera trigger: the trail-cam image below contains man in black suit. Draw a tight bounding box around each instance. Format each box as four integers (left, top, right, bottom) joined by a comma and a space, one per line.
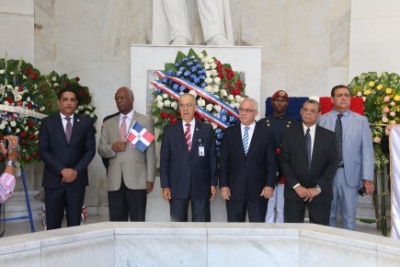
219, 98, 277, 222
39, 88, 96, 230
281, 99, 338, 225
160, 93, 218, 222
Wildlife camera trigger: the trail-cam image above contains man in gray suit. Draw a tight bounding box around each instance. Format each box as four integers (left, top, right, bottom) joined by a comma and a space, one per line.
98, 86, 156, 221
318, 85, 374, 230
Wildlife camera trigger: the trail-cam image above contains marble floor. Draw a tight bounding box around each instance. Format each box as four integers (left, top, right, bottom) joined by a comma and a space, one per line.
0, 215, 386, 239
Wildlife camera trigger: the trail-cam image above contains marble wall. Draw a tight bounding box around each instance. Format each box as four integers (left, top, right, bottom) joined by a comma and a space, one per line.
1, 0, 399, 219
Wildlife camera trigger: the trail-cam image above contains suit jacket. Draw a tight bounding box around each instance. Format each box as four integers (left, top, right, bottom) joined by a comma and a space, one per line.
160, 120, 218, 199
318, 110, 374, 187
281, 124, 338, 202
219, 123, 277, 202
39, 113, 96, 188
97, 112, 156, 191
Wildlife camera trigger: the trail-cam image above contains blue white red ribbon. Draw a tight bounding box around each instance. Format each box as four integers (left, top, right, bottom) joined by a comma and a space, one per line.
151, 80, 230, 129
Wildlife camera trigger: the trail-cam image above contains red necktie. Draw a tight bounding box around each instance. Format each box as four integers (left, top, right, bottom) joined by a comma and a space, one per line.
185, 123, 191, 152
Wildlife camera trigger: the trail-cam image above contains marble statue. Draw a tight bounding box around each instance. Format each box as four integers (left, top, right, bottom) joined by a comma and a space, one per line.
152, 0, 234, 45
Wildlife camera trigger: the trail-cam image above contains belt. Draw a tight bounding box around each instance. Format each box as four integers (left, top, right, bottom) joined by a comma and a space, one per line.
338, 164, 344, 168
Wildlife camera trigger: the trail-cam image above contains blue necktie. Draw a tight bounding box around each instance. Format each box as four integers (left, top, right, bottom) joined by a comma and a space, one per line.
305, 128, 311, 169
243, 127, 250, 155
335, 114, 344, 165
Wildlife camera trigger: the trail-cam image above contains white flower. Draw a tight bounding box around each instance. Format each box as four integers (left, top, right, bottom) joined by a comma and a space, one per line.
214, 77, 221, 85
235, 95, 242, 102
22, 75, 26, 79
199, 53, 205, 59
75, 109, 79, 113
157, 101, 164, 109
206, 71, 212, 77
52, 76, 57, 81
14, 94, 22, 101
10, 72, 14, 75
40, 106, 45, 111
53, 83, 59, 87
210, 62, 217, 69
27, 97, 31, 101
205, 85, 213, 92
206, 104, 213, 111
171, 101, 178, 110
25, 126, 29, 131
197, 98, 206, 107
233, 102, 240, 108
382, 116, 388, 123
214, 105, 221, 112
88, 105, 93, 110
7, 85, 12, 89
390, 111, 396, 117
212, 86, 219, 93
156, 95, 163, 102
221, 89, 228, 97
205, 77, 213, 84
228, 95, 234, 101
188, 90, 197, 98
210, 69, 218, 77
85, 111, 90, 115
357, 91, 362, 97
0, 70, 4, 74
164, 100, 171, 107
15, 128, 20, 133
10, 121, 16, 127
204, 63, 210, 70
0, 124, 5, 130
90, 113, 94, 118
162, 93, 169, 99
390, 101, 396, 106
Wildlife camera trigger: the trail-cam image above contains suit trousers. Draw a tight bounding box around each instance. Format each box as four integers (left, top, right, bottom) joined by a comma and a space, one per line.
330, 168, 359, 230
108, 178, 147, 222
169, 197, 211, 222
226, 198, 268, 222
44, 185, 85, 230
284, 198, 331, 226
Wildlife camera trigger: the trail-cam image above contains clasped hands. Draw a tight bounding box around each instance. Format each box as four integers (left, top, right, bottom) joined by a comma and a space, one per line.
294, 185, 320, 202
60, 168, 77, 183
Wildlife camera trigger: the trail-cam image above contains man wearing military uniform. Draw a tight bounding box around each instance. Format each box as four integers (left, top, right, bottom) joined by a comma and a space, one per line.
258, 90, 297, 223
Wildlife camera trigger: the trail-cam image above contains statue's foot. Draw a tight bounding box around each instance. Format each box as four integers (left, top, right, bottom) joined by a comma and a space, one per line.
171, 36, 190, 45
206, 34, 233, 46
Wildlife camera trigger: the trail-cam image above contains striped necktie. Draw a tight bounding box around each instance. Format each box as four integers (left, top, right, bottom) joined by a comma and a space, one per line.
185, 123, 191, 152
243, 126, 250, 155
120, 116, 127, 141
65, 117, 72, 143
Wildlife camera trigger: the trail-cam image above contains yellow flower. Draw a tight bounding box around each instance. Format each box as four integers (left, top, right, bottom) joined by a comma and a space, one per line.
394, 95, 400, 101
386, 88, 393, 94
368, 81, 375, 87
377, 84, 383, 90
364, 90, 371, 96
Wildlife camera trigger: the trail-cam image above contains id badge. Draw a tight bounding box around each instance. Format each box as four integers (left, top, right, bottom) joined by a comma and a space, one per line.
198, 146, 205, 156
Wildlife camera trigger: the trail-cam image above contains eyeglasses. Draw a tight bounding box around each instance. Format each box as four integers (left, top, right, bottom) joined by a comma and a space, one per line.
179, 103, 196, 108
302, 108, 318, 114
239, 108, 256, 113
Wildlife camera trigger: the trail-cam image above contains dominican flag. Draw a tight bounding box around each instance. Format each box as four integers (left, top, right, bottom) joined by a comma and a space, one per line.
126, 121, 155, 152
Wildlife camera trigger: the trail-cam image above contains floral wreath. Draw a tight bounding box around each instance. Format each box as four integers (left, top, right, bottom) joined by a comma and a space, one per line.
349, 72, 400, 168
0, 57, 97, 168
150, 49, 246, 150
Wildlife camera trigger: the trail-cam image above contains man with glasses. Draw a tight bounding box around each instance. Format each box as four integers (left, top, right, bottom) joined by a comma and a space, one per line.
219, 98, 277, 222
160, 93, 218, 222
281, 99, 338, 225
319, 85, 374, 230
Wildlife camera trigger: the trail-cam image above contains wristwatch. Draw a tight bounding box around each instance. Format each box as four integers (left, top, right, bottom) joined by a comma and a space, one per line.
5, 160, 18, 168
315, 185, 321, 193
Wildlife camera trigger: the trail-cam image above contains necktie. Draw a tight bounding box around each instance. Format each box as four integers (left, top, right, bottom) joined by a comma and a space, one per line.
120, 116, 127, 141
305, 127, 311, 169
243, 126, 250, 155
65, 117, 72, 143
185, 123, 191, 152
335, 114, 344, 164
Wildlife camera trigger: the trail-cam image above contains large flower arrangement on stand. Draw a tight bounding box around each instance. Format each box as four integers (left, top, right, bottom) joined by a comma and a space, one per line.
150, 49, 246, 151
349, 71, 400, 236
0, 58, 58, 168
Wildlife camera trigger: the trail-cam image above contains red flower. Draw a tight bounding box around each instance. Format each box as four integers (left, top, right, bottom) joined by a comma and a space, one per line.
21, 139, 27, 145
48, 103, 53, 110
20, 132, 27, 138
28, 134, 36, 139
170, 117, 177, 124
75, 77, 80, 82
31, 72, 38, 80
27, 121, 34, 127
33, 152, 39, 158
230, 89, 241, 96
25, 156, 32, 161
25, 68, 32, 75
6, 97, 13, 103
18, 86, 23, 92
27, 103, 33, 109
160, 112, 168, 119
275, 148, 281, 154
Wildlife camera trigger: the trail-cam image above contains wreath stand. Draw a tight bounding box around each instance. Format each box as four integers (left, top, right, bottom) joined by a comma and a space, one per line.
0, 168, 35, 236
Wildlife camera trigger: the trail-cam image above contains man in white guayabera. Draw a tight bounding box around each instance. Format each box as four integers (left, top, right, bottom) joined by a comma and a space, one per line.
153, 0, 234, 45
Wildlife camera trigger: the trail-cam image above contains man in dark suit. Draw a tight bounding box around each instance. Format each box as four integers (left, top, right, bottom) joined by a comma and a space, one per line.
281, 99, 338, 225
219, 97, 277, 222
39, 88, 96, 230
160, 93, 218, 222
